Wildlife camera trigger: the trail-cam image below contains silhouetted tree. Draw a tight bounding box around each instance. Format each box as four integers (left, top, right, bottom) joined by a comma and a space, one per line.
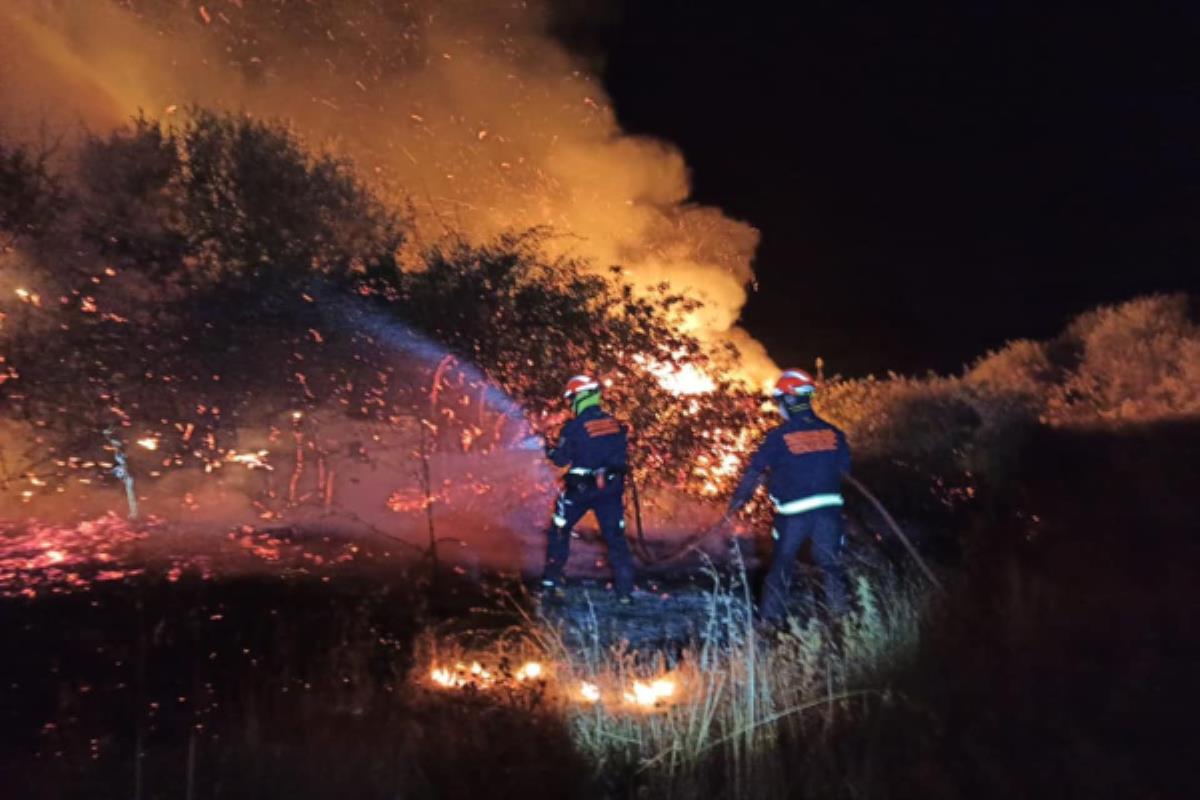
0, 138, 66, 249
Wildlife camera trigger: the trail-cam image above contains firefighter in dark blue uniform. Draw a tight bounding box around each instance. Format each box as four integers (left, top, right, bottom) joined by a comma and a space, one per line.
541, 374, 635, 602
728, 369, 852, 622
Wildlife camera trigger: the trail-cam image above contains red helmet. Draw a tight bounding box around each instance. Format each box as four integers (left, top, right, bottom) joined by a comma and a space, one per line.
772, 369, 816, 397
563, 374, 600, 399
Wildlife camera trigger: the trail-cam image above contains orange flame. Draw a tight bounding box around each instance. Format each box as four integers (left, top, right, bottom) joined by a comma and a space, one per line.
623, 677, 677, 708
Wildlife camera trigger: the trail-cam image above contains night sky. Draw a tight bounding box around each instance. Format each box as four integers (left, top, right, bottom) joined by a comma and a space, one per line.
556, 1, 1200, 376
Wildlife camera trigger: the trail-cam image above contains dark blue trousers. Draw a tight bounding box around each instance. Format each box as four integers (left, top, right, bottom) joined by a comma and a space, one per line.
760, 507, 848, 622
542, 482, 634, 594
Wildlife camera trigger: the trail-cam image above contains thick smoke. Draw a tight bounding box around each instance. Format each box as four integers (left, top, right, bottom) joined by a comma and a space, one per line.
0, 0, 774, 382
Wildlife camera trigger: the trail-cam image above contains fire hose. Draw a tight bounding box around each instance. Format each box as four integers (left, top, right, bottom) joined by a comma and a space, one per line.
842, 473, 947, 594
530, 422, 945, 593
625, 473, 727, 566
626, 473, 946, 595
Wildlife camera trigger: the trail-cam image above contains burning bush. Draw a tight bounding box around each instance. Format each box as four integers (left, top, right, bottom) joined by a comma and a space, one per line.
394, 234, 766, 490
0, 110, 766, 518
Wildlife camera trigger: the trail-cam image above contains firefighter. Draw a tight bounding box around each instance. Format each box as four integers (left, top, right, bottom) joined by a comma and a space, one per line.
540, 374, 635, 603
728, 369, 852, 623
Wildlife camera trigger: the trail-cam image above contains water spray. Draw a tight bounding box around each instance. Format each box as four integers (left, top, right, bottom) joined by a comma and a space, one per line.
324, 293, 537, 436
316, 289, 553, 579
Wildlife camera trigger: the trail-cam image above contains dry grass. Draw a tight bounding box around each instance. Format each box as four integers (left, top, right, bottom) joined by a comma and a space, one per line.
417, 554, 928, 798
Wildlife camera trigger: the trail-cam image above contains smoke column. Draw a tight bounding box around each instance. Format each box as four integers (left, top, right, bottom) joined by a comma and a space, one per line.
0, 0, 775, 383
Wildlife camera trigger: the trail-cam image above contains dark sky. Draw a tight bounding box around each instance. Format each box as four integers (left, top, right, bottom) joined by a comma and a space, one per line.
555, 1, 1200, 375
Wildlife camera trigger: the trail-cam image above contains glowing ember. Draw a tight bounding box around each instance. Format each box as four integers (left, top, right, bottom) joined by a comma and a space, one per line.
430, 667, 465, 689
691, 425, 757, 496
13, 287, 40, 306
429, 659, 552, 691
515, 661, 543, 681
136, 437, 159, 450
386, 486, 450, 513
634, 353, 718, 396
0, 515, 149, 597
428, 661, 498, 689
226, 450, 272, 470
623, 678, 677, 707
425, 661, 677, 709
655, 363, 717, 395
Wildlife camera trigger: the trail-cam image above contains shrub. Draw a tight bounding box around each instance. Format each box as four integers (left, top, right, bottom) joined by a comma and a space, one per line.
1048, 294, 1200, 423
76, 110, 405, 286
392, 234, 765, 490
809, 294, 1200, 497
817, 374, 981, 468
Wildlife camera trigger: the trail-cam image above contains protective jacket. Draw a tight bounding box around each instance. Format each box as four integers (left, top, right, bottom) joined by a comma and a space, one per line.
546, 406, 628, 476
729, 411, 850, 514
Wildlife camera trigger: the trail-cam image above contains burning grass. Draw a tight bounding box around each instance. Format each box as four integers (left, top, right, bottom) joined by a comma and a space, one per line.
417, 557, 927, 797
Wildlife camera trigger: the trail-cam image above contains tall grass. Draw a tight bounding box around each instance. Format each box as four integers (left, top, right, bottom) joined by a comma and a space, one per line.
418, 558, 928, 799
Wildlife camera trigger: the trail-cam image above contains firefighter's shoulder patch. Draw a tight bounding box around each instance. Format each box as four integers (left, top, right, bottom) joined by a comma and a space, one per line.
783, 429, 838, 455
584, 418, 622, 438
